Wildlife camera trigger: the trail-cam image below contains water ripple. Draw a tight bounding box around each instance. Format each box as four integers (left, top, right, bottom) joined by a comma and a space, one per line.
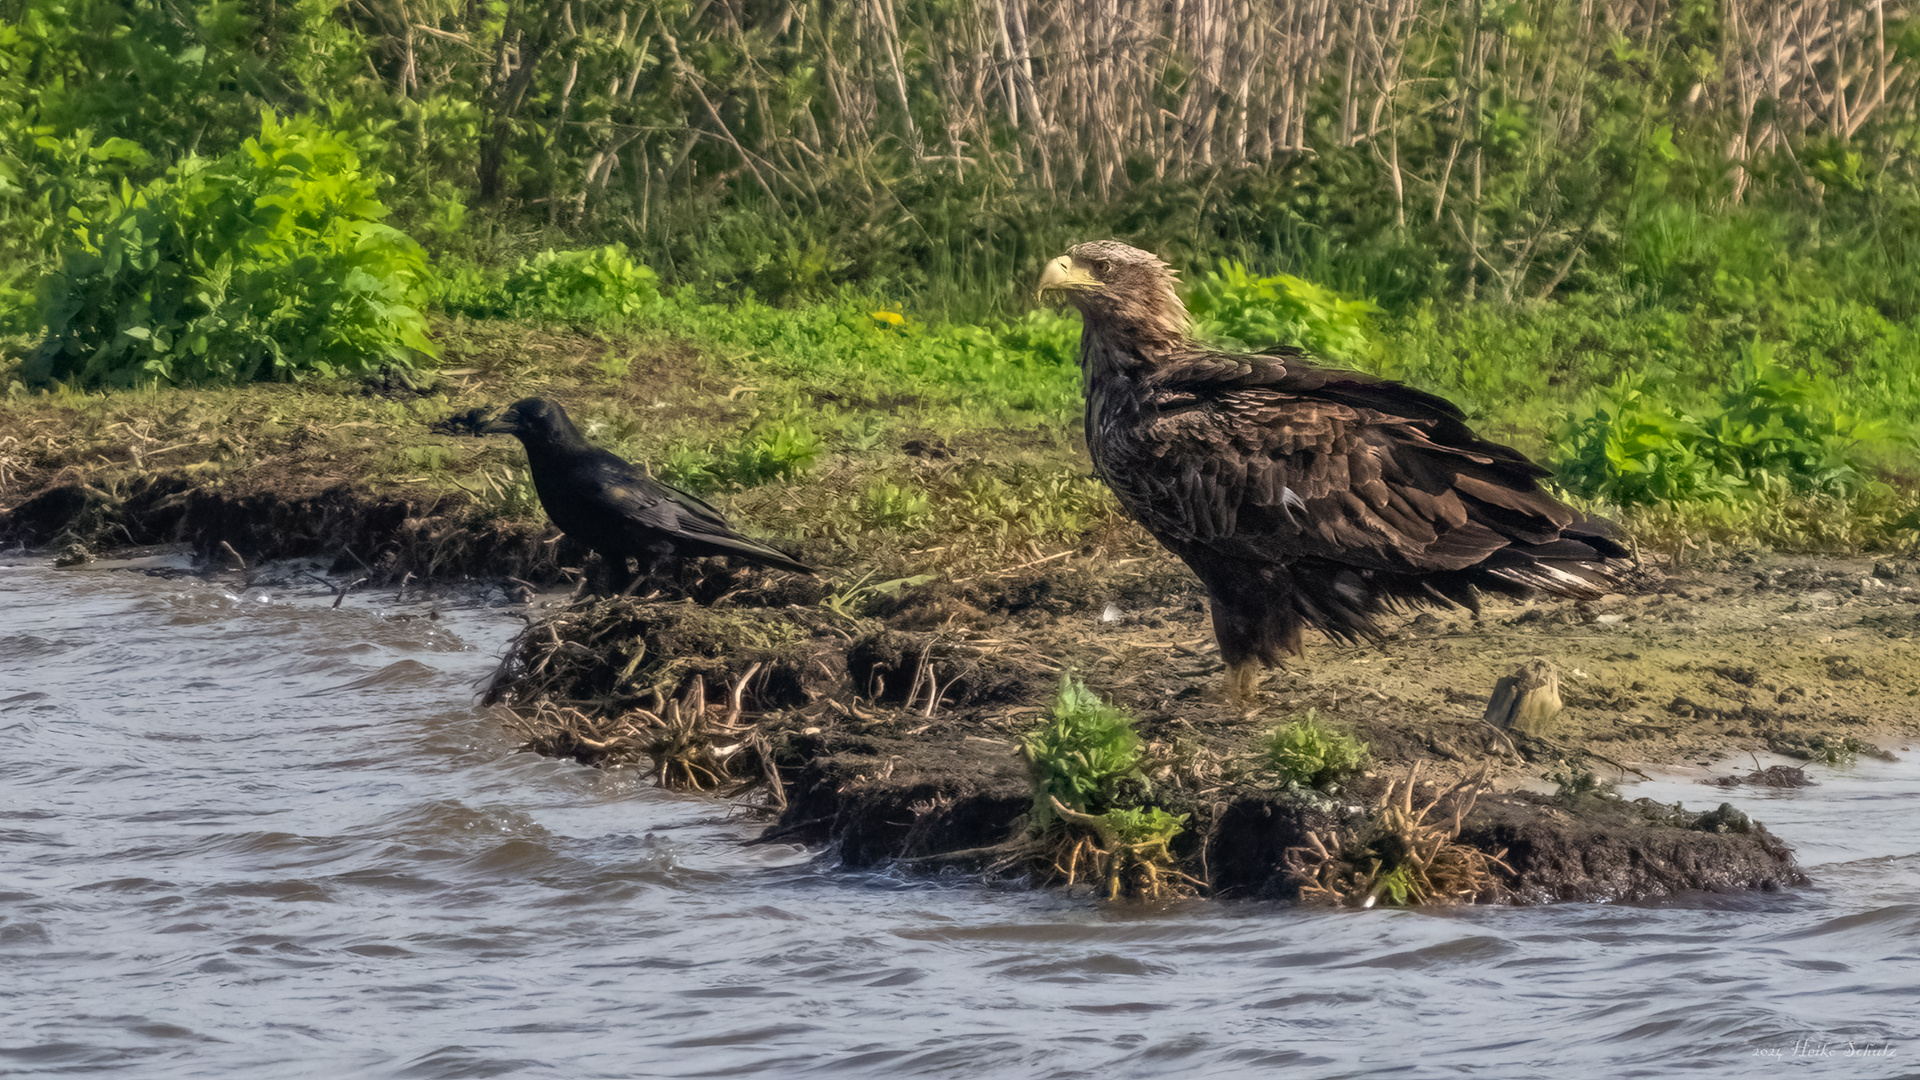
1, 558, 1918, 1078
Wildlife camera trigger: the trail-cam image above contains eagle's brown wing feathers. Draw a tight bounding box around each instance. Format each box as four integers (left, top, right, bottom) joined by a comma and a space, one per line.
1130, 354, 1577, 570
1050, 240, 1624, 673
1096, 352, 1622, 658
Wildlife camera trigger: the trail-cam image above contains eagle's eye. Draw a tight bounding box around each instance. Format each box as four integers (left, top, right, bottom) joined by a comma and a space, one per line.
1089, 259, 1109, 274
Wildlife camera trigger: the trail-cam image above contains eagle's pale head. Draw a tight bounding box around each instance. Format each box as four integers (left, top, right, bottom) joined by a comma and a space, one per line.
1037, 241, 1188, 347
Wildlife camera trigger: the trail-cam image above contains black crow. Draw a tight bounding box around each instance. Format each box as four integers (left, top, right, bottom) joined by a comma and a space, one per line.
451, 396, 813, 587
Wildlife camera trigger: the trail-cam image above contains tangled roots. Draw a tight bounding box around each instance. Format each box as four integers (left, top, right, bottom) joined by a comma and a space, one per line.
1286, 763, 1510, 907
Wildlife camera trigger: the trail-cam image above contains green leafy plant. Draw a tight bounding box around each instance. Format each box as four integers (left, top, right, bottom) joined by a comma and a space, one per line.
28, 110, 436, 386
500, 244, 659, 322
1553, 359, 1894, 508
1020, 675, 1146, 827
1266, 710, 1369, 789
1185, 261, 1384, 363
818, 569, 937, 620
729, 418, 824, 486
657, 418, 824, 491
1552, 374, 1740, 506
1703, 349, 1891, 497
656, 441, 720, 492
1097, 805, 1186, 847
859, 479, 934, 531
1046, 799, 1198, 900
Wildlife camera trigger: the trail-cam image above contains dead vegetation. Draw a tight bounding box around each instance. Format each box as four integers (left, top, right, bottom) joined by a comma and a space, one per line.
1287, 763, 1512, 907
505, 677, 787, 803
483, 596, 844, 712
484, 597, 856, 808
1042, 799, 1206, 901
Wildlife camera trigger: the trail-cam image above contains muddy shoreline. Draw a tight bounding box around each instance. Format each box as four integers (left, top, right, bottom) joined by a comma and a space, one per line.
10, 466, 1916, 905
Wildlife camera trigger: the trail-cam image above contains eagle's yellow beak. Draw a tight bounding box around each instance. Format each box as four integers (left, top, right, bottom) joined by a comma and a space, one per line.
1037, 255, 1099, 298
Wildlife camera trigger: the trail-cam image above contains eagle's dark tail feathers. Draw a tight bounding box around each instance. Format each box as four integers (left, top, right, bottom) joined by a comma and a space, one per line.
1199, 521, 1628, 667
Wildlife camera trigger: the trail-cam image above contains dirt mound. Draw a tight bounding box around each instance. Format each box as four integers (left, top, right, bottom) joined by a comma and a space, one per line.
9, 455, 1903, 906
845, 629, 1053, 709
484, 596, 849, 713
2, 473, 565, 583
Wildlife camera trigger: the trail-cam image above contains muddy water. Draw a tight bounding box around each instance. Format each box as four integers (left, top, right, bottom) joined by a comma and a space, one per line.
3, 557, 1917, 1080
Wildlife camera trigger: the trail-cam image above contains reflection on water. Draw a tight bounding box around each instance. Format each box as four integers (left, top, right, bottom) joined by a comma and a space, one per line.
1, 555, 1915, 1079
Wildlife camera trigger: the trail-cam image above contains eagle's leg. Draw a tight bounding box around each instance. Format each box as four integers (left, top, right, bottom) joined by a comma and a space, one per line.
1230, 661, 1265, 703
1199, 571, 1300, 710
1203, 661, 1266, 708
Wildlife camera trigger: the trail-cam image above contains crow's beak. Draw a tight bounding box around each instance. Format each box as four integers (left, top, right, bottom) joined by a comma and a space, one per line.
477, 414, 519, 436
430, 407, 499, 437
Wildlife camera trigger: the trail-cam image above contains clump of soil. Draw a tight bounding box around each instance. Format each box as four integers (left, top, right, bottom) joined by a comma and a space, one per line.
3, 472, 566, 583
465, 547, 1920, 905
483, 596, 849, 713
1455, 793, 1804, 903
8, 422, 1902, 906
844, 629, 1053, 710
1704, 765, 1816, 789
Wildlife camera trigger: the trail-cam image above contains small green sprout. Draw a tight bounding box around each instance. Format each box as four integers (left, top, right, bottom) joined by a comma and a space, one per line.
1266, 710, 1369, 789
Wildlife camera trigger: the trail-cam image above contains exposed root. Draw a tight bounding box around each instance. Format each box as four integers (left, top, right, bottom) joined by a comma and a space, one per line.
503, 676, 784, 805
484, 596, 838, 712
1285, 762, 1510, 907
1039, 798, 1206, 902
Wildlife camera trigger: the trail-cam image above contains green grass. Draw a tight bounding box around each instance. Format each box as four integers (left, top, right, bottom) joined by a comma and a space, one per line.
11, 234, 1920, 568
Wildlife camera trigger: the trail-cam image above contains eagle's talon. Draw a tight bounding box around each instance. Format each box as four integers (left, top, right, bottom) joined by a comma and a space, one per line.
1202, 662, 1267, 715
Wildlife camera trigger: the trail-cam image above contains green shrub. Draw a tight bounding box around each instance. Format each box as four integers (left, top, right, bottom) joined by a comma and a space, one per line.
1553, 358, 1895, 507
1020, 676, 1146, 826
1266, 710, 1369, 788
27, 111, 435, 386
502, 245, 659, 322
1552, 374, 1742, 506
1704, 350, 1891, 496
1185, 261, 1384, 363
